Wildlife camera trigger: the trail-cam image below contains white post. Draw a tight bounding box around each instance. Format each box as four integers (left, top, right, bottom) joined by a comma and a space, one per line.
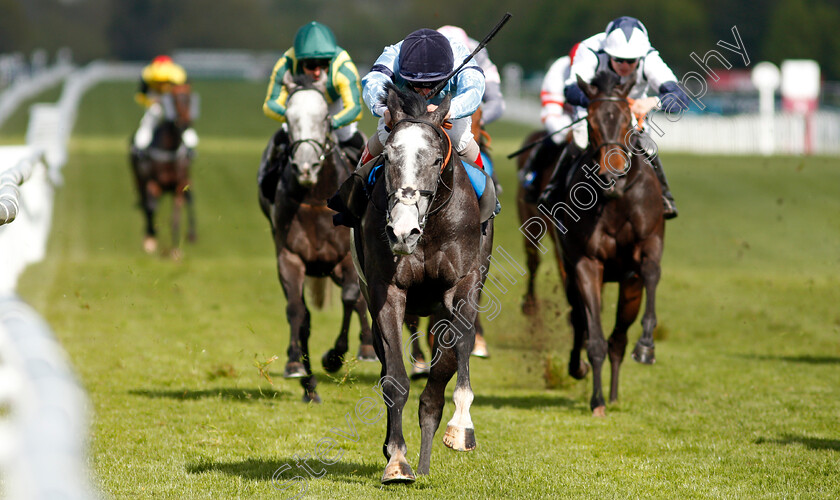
751, 62, 779, 156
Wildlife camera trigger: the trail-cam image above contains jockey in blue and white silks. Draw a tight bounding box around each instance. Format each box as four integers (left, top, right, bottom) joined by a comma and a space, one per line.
360, 28, 486, 168
558, 16, 689, 219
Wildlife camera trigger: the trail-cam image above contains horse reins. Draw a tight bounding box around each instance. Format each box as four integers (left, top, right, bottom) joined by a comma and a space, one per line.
587, 96, 645, 192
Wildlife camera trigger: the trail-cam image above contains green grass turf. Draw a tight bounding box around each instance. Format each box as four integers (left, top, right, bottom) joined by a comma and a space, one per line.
16, 80, 840, 499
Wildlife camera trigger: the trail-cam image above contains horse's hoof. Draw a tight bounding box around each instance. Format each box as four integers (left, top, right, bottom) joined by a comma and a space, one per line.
381, 456, 415, 484
303, 391, 321, 404
410, 359, 429, 380
356, 344, 377, 362
471, 335, 489, 358
632, 343, 656, 365
284, 361, 307, 379
569, 360, 590, 380
443, 425, 476, 452
170, 248, 182, 261
521, 297, 538, 316
321, 349, 344, 373
592, 406, 606, 417
143, 237, 157, 254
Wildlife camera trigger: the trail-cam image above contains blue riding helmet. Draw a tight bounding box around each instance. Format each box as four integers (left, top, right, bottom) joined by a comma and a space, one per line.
398, 29, 454, 83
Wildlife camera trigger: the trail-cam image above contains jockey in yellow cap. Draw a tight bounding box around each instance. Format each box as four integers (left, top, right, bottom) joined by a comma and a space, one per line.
133, 55, 198, 152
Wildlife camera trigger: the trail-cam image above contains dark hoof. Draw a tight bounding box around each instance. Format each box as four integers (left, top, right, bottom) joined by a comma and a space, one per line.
443, 425, 476, 451
632, 343, 656, 364
284, 361, 307, 379
356, 344, 378, 362
303, 390, 321, 404
321, 349, 344, 373
521, 296, 538, 316
568, 359, 590, 380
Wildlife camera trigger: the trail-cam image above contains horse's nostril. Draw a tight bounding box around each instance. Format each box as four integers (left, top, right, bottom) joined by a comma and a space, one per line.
409, 228, 421, 237
385, 226, 396, 240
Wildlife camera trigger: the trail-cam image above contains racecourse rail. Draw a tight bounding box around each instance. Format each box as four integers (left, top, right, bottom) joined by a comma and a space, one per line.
0, 59, 140, 500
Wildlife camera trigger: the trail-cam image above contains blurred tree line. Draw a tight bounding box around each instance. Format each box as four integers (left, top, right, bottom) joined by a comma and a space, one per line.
1, 0, 839, 80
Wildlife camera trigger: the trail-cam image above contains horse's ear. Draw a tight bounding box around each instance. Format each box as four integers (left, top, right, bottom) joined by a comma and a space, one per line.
428, 94, 451, 126
615, 73, 636, 97
386, 87, 406, 123
283, 71, 299, 94
576, 74, 598, 100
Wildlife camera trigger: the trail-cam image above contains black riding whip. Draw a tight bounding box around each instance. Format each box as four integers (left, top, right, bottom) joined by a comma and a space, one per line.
426, 12, 513, 100
506, 115, 588, 159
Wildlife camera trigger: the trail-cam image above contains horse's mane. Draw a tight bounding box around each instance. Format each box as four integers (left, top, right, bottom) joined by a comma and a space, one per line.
592, 71, 622, 95
379, 82, 427, 118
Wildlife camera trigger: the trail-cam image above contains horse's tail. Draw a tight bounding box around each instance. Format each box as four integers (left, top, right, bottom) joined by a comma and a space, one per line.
307, 277, 329, 310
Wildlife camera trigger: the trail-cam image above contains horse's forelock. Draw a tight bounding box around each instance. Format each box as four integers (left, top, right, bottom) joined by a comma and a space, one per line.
592, 71, 622, 95
381, 83, 427, 119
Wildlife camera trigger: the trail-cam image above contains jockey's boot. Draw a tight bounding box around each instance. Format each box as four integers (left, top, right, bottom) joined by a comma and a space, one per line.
538, 141, 581, 206
648, 155, 678, 219
328, 143, 379, 228
258, 129, 290, 202
338, 130, 366, 166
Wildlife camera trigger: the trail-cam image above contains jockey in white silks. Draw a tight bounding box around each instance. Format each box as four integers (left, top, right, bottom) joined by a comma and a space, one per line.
520, 42, 583, 203
547, 16, 690, 219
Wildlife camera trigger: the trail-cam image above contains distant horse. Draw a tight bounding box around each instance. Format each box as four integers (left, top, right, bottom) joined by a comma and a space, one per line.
515, 129, 570, 315
545, 72, 665, 416
129, 84, 197, 258
257, 75, 374, 403
349, 85, 493, 483
406, 106, 492, 377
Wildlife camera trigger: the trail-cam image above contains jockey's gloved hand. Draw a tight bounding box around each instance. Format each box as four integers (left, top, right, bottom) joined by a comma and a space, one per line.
182, 128, 199, 148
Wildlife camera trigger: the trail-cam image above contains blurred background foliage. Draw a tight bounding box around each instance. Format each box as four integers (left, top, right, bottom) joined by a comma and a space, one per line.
2, 0, 839, 79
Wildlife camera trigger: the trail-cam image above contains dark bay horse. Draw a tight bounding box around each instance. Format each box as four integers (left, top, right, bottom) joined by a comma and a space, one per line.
350, 86, 493, 483
515, 129, 570, 315
545, 72, 665, 416
129, 84, 196, 258
257, 75, 374, 403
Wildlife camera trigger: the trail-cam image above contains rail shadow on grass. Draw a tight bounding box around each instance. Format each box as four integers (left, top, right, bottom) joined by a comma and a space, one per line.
129, 387, 291, 402
186, 457, 382, 484
755, 434, 840, 452
734, 354, 840, 365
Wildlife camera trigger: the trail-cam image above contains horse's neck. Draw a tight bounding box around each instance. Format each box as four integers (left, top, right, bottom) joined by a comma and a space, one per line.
153, 122, 181, 150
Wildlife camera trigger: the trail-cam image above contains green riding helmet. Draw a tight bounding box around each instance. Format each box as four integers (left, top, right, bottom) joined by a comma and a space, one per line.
294, 22, 339, 60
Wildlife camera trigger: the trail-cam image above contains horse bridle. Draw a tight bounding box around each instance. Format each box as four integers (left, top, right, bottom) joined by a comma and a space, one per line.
382, 118, 453, 230
587, 96, 644, 191
587, 96, 634, 154
285, 87, 337, 168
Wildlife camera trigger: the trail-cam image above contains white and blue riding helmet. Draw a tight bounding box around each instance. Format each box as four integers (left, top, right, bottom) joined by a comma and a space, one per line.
602, 16, 651, 60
